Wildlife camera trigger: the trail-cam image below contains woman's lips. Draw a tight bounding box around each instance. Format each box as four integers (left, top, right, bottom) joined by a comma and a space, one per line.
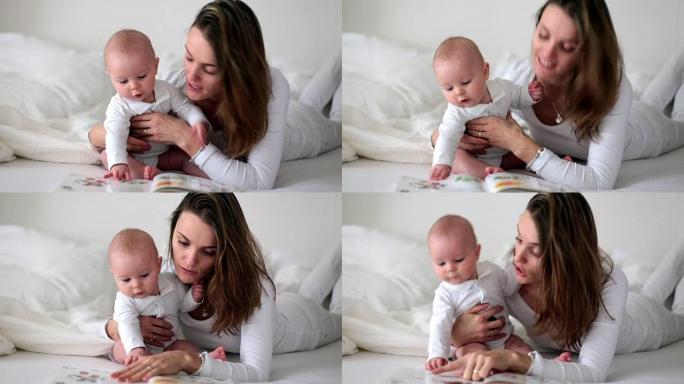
186, 82, 202, 93
180, 266, 197, 277
514, 263, 527, 278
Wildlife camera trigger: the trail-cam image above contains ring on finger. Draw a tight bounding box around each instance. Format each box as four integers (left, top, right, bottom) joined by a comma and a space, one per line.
478, 131, 482, 138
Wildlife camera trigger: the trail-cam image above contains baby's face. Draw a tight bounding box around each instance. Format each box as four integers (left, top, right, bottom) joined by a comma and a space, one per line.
106, 50, 158, 103
110, 246, 161, 298
429, 233, 479, 284
434, 55, 489, 108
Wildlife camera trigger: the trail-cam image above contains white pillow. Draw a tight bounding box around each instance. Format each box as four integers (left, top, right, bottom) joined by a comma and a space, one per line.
0, 140, 15, 163
342, 225, 438, 312
342, 33, 442, 120
0, 33, 112, 120
0, 333, 15, 355
0, 225, 115, 355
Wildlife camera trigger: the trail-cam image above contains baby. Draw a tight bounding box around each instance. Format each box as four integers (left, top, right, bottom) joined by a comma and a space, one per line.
431, 36, 544, 181
425, 215, 533, 371
108, 228, 224, 365
102, 29, 209, 180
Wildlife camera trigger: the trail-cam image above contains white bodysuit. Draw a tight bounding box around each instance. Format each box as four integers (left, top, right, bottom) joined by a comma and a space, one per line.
104, 80, 207, 168
113, 273, 199, 354
428, 261, 518, 361
501, 57, 684, 190
161, 65, 341, 190
506, 244, 684, 382
433, 78, 536, 168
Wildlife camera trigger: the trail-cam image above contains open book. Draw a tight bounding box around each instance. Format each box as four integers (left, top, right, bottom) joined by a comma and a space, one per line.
50, 366, 234, 384
56, 173, 240, 193
395, 172, 565, 193
379, 368, 568, 384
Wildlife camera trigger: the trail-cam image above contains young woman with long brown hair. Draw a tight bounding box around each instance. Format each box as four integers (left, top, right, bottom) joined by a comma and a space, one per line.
433, 0, 684, 190
433, 193, 684, 382
100, 193, 341, 382
88, 0, 341, 190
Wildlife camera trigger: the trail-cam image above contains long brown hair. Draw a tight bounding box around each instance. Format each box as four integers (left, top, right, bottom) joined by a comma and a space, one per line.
526, 193, 613, 350
192, 0, 271, 158
169, 193, 274, 335
536, 0, 623, 142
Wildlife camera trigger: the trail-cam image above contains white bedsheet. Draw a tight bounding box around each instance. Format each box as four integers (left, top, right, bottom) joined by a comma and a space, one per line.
342, 341, 684, 384
0, 341, 341, 384
0, 148, 340, 192
342, 146, 684, 192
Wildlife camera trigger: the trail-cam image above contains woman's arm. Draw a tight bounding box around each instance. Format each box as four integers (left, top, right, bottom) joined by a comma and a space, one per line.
88, 124, 151, 153
191, 69, 289, 190
524, 79, 633, 190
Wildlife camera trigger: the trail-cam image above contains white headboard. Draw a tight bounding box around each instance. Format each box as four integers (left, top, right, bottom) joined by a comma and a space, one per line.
0, 193, 341, 265
0, 0, 340, 69
343, 0, 684, 73
343, 193, 684, 267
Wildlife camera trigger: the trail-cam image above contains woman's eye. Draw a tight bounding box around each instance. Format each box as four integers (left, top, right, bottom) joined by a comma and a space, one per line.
561, 45, 576, 53
515, 237, 522, 244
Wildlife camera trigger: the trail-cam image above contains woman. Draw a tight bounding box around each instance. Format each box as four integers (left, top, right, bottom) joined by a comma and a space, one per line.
89, 0, 341, 190
434, 193, 684, 382
433, 0, 684, 190
103, 193, 341, 382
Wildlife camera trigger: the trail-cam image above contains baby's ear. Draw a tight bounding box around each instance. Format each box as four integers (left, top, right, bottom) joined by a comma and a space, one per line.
155, 57, 159, 71
474, 244, 481, 259
483, 62, 490, 80
157, 256, 162, 270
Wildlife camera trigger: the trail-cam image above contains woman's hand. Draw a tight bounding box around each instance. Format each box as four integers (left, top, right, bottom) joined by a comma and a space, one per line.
431, 349, 530, 381
130, 112, 202, 155
139, 316, 175, 348
110, 350, 202, 382
88, 124, 151, 153
466, 114, 539, 163
451, 303, 507, 346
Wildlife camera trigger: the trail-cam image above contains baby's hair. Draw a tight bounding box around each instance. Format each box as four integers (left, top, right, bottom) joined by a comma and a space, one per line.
428, 214, 478, 246
108, 228, 158, 264
433, 36, 484, 67
103, 29, 156, 69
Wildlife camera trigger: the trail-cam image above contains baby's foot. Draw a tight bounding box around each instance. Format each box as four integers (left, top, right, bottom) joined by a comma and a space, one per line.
485, 166, 505, 175
208, 346, 226, 361
143, 166, 161, 180
555, 352, 572, 362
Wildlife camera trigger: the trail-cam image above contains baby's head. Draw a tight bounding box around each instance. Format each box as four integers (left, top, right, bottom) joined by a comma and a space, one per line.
433, 36, 489, 108
427, 215, 481, 284
104, 29, 159, 102
108, 228, 161, 298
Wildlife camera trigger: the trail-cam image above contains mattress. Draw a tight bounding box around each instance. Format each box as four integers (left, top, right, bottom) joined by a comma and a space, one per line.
343, 339, 684, 384
0, 148, 341, 192
342, 146, 684, 192
0, 340, 341, 384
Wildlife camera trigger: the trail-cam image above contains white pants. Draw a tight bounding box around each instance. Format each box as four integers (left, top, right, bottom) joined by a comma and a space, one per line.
282, 53, 342, 162
274, 244, 342, 352
618, 242, 684, 353
626, 51, 684, 159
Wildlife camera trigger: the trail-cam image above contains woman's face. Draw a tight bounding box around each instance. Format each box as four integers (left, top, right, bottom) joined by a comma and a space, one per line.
172, 211, 217, 284
184, 26, 222, 103
513, 210, 543, 286
532, 3, 580, 86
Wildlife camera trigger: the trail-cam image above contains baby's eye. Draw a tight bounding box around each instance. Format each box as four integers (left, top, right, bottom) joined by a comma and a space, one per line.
455, 258, 464, 263
118, 80, 128, 85
121, 278, 130, 283
185, 55, 193, 62
445, 86, 453, 92
461, 80, 471, 85
137, 74, 147, 80
438, 262, 446, 266
141, 273, 149, 278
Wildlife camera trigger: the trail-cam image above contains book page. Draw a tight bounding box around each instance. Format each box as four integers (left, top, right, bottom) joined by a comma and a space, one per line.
483, 173, 563, 193
395, 175, 485, 192
151, 173, 237, 192
55, 174, 150, 192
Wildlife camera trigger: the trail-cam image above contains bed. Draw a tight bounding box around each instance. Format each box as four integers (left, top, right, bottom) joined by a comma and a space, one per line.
0, 33, 341, 192
341, 33, 684, 192
0, 225, 341, 383
340, 225, 684, 384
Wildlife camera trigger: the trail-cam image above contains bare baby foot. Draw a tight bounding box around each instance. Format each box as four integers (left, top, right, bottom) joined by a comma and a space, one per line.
555, 351, 572, 362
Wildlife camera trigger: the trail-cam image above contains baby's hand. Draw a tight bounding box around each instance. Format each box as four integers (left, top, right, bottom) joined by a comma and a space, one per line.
425, 357, 448, 371
192, 122, 210, 145
125, 347, 151, 365
191, 280, 205, 303
528, 80, 544, 102
430, 164, 452, 181
105, 164, 131, 180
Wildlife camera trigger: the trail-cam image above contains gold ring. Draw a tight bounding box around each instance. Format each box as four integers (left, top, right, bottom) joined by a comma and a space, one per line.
478, 131, 482, 138
145, 129, 150, 135
146, 366, 152, 371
